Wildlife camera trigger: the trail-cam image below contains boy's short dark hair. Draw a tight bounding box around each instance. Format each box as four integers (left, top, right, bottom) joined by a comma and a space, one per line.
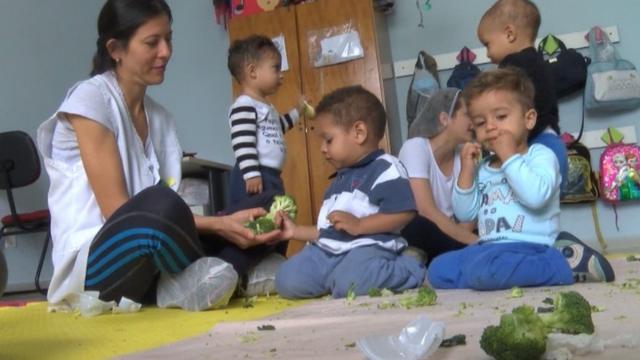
463, 67, 535, 111
481, 0, 541, 42
315, 86, 386, 140
227, 35, 281, 83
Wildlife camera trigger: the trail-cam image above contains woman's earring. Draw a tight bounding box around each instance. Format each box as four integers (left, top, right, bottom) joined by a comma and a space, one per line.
116, 58, 122, 65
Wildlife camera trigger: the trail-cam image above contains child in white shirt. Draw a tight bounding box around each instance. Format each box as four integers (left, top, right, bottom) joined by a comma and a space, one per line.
227, 35, 306, 203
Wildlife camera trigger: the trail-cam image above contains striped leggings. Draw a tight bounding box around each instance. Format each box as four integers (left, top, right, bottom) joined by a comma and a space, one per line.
85, 185, 203, 303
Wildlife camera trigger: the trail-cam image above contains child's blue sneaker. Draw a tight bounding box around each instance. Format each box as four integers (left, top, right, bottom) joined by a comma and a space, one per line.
554, 231, 615, 283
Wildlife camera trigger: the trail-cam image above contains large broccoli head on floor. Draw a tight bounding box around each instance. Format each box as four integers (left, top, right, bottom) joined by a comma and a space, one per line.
480, 291, 594, 360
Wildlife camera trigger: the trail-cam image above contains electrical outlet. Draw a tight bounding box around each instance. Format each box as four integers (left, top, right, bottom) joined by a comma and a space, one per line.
4, 236, 16, 248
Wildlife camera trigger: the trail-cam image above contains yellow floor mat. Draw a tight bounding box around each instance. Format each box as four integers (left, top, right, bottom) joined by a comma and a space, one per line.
0, 296, 303, 360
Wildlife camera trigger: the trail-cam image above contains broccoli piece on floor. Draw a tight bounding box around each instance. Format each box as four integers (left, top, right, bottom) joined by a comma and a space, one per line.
480, 305, 548, 360
399, 287, 437, 308
508, 286, 524, 298
539, 291, 595, 335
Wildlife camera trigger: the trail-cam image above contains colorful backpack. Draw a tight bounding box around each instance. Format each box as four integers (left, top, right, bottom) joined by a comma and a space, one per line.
599, 128, 640, 203
560, 133, 599, 203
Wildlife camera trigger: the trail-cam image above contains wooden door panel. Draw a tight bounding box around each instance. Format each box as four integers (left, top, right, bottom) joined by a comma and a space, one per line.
295, 0, 387, 219
228, 8, 313, 256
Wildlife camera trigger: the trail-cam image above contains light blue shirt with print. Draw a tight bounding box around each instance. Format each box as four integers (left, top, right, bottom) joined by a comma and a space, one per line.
452, 144, 561, 246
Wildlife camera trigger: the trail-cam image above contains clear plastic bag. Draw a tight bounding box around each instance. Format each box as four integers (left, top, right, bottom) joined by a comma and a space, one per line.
242, 252, 285, 297
78, 291, 116, 317
357, 315, 445, 360
307, 21, 364, 68
77, 292, 142, 317
156, 257, 238, 311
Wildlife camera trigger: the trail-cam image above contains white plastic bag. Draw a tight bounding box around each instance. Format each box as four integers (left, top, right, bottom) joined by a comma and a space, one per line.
357, 315, 445, 360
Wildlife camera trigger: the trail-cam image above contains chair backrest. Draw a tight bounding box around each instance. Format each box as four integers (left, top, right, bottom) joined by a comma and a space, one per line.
0, 131, 41, 190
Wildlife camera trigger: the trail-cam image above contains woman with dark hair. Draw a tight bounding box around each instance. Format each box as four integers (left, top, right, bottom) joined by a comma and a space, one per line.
37, 0, 282, 312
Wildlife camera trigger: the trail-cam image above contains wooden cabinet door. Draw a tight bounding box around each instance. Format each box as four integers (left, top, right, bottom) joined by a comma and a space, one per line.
228, 7, 313, 256
295, 0, 389, 220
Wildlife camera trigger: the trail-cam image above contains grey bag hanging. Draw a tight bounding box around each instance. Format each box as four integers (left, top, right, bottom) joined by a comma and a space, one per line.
406, 51, 440, 130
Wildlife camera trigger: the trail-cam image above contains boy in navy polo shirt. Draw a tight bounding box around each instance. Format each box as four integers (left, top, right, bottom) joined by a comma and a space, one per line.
275, 86, 427, 299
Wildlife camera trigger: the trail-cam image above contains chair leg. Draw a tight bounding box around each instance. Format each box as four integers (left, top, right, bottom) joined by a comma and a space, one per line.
35, 230, 50, 296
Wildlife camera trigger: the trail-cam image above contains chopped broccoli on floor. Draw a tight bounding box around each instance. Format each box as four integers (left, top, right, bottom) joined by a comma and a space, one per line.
346, 283, 357, 302
480, 305, 548, 360
480, 291, 596, 360
508, 286, 524, 298
539, 291, 594, 335
399, 287, 437, 308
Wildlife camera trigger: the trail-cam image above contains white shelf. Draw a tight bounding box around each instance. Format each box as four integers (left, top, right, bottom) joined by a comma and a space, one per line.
392, 25, 619, 78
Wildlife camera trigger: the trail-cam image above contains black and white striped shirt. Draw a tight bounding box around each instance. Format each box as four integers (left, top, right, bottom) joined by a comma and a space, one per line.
228, 95, 299, 180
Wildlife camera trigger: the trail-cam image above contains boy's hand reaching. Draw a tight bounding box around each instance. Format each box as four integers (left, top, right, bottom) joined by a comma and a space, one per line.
274, 210, 296, 241
328, 211, 361, 236
245, 176, 263, 194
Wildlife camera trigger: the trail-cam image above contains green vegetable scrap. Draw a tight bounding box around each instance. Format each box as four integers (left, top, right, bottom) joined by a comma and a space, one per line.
368, 288, 394, 297
368, 288, 382, 297
399, 287, 437, 308
480, 291, 595, 360
245, 195, 297, 234
346, 283, 357, 302
508, 286, 524, 298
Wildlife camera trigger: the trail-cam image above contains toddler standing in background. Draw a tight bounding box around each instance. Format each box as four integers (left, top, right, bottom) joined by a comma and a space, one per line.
477, 0, 567, 185
227, 35, 306, 204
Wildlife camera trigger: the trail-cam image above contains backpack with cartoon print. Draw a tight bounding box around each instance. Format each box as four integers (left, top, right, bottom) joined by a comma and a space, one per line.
599, 128, 640, 203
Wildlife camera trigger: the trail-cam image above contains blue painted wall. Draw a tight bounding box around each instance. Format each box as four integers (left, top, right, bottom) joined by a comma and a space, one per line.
1, 0, 638, 291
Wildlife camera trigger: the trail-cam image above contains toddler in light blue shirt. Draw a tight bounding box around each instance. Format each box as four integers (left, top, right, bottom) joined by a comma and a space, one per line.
427, 67, 573, 290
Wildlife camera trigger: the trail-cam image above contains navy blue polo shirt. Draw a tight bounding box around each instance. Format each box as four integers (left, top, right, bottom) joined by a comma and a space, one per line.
315, 149, 416, 254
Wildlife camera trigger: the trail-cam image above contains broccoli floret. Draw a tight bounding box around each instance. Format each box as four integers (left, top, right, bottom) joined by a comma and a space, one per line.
245, 217, 276, 235
270, 195, 297, 221
480, 291, 595, 360
245, 195, 297, 234
480, 305, 548, 360
539, 291, 594, 335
